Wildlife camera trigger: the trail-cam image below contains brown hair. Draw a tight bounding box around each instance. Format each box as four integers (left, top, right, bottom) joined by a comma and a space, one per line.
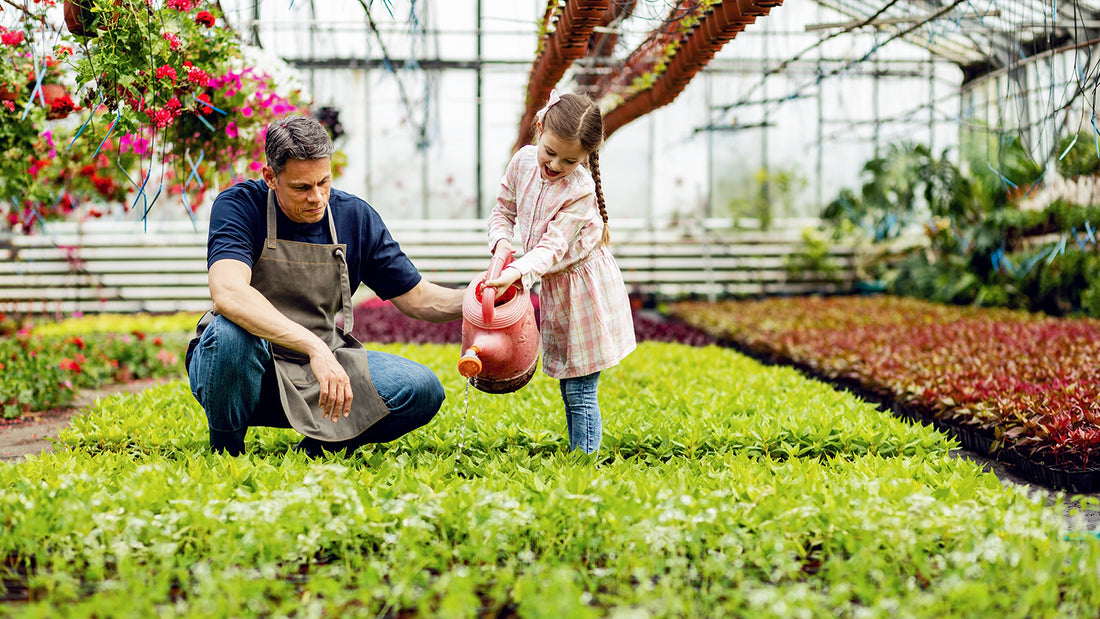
540, 93, 610, 246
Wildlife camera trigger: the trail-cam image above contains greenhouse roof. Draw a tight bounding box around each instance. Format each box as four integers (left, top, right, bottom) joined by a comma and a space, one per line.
809, 0, 1100, 79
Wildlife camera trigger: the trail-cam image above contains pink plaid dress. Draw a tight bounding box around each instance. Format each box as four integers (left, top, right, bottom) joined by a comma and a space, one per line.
488, 146, 636, 379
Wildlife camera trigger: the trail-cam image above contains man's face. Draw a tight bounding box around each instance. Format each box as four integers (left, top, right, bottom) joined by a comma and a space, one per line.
262, 158, 333, 224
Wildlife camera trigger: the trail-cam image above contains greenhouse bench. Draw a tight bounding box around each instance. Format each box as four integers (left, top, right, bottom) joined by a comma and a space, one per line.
0, 217, 870, 315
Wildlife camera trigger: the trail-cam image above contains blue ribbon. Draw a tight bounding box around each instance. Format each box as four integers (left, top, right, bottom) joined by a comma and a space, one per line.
92, 112, 121, 159
185, 149, 206, 189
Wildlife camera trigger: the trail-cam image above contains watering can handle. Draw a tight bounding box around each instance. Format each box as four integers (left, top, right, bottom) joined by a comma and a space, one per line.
481, 250, 514, 323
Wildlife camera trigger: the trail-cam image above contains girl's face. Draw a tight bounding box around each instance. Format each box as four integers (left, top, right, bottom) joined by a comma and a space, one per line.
536, 126, 588, 182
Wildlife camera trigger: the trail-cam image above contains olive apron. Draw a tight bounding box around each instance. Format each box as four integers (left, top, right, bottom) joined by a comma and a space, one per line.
249, 190, 390, 441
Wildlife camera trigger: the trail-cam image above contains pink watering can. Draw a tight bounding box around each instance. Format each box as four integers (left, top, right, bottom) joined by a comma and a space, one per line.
457, 252, 540, 394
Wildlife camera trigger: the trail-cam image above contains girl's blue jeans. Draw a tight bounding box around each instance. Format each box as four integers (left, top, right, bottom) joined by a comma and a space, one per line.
187, 314, 444, 456
560, 371, 602, 455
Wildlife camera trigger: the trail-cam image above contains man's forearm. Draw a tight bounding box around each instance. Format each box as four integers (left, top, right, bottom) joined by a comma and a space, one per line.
391, 280, 465, 323
214, 286, 330, 356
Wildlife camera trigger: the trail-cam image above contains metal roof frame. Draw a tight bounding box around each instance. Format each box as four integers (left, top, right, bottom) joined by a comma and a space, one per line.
808, 0, 1100, 81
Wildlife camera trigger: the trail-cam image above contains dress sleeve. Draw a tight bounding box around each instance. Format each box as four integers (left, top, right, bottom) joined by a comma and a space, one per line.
509, 190, 594, 282
487, 153, 519, 253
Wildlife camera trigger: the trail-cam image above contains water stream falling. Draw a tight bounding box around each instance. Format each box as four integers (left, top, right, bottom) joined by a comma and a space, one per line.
456, 379, 471, 461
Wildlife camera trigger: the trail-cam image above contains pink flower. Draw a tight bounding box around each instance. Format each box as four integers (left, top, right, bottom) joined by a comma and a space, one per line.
166, 0, 195, 10
225, 122, 238, 138
120, 133, 151, 156
163, 32, 181, 50
3, 101, 13, 113
240, 106, 253, 118
249, 160, 263, 171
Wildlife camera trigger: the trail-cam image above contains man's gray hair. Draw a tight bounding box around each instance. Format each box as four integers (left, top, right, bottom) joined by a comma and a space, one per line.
265, 116, 335, 175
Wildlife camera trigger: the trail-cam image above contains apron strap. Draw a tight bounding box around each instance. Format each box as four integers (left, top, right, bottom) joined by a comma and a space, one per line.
265, 190, 278, 249
326, 201, 355, 335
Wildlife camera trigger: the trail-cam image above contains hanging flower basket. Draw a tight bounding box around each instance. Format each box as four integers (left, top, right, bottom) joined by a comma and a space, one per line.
63, 0, 98, 37
40, 83, 76, 120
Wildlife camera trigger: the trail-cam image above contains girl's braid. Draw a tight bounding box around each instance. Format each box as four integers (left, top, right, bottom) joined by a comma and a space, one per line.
588, 149, 610, 246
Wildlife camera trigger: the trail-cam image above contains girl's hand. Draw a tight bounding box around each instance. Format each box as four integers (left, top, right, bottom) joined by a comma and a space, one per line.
483, 265, 522, 295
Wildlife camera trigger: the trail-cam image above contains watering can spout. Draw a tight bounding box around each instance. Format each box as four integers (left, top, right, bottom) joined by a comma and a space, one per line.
457, 345, 483, 378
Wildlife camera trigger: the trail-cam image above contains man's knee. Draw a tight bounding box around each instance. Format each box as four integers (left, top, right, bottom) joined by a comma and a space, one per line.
195, 316, 268, 372
400, 363, 445, 415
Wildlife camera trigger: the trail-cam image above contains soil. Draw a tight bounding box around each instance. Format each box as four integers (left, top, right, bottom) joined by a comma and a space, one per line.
2, 377, 1098, 531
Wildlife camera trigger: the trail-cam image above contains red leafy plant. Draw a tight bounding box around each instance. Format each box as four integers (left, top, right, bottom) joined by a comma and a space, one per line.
671, 295, 1100, 470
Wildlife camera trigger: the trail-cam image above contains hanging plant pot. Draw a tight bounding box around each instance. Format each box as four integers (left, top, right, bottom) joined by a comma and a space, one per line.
0, 83, 20, 102
63, 0, 98, 37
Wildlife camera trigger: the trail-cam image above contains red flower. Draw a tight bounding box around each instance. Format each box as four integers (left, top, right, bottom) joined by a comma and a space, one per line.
149, 107, 175, 128
59, 357, 82, 373
195, 11, 215, 27
49, 93, 75, 117
92, 176, 116, 198
196, 92, 214, 115
1, 31, 24, 47
187, 66, 210, 87
163, 32, 181, 50
155, 64, 177, 83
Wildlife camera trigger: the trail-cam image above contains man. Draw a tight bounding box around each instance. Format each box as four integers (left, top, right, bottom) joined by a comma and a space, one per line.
186, 115, 464, 456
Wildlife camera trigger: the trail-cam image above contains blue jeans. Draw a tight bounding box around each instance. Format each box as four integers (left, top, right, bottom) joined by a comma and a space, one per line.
560, 371, 602, 455
187, 314, 444, 456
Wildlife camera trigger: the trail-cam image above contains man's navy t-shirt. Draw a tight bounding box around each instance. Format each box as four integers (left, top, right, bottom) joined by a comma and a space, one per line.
206, 179, 421, 300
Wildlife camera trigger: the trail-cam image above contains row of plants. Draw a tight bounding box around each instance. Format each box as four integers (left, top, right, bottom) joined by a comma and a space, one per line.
0, 299, 710, 422
0, 312, 195, 419
670, 295, 1100, 478
0, 0, 334, 232
351, 295, 715, 347
4, 339, 1099, 616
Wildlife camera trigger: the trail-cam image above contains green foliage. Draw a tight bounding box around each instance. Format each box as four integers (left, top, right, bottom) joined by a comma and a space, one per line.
962, 130, 1045, 210
891, 198, 1100, 317
822, 143, 979, 243
3, 342, 1100, 616
725, 165, 807, 230
1056, 131, 1100, 178
785, 227, 842, 283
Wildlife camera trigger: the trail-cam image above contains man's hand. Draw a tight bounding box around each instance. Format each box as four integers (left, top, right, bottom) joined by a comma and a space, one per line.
310, 349, 353, 422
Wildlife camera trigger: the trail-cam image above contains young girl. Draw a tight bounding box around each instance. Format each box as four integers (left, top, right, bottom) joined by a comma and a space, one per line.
482, 90, 636, 456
